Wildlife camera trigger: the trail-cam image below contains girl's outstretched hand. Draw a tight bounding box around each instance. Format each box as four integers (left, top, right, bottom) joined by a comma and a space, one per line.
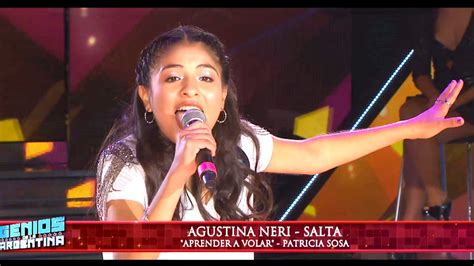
408, 79, 465, 139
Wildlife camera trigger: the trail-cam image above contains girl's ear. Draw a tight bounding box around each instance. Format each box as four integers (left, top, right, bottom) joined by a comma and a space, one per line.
138, 85, 152, 111
221, 85, 228, 108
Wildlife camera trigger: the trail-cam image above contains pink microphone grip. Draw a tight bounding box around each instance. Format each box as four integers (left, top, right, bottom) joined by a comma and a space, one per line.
198, 162, 217, 175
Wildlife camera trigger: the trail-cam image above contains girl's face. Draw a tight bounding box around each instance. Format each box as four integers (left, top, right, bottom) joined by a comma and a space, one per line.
139, 42, 227, 143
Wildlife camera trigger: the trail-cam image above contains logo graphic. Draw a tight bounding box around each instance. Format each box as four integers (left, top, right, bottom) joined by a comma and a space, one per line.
0, 216, 65, 251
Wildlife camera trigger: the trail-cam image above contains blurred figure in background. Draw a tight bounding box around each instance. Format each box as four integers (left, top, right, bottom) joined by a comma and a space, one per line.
400, 8, 474, 221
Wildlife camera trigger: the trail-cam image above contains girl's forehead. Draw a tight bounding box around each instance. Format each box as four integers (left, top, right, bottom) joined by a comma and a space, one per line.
156, 44, 221, 71
160, 43, 218, 61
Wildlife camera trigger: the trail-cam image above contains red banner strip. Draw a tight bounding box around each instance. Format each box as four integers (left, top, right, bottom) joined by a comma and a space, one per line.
2, 221, 474, 252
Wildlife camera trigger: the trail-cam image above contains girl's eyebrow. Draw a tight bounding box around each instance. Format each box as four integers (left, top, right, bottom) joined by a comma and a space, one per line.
159, 63, 220, 77
196, 64, 220, 77
160, 64, 183, 72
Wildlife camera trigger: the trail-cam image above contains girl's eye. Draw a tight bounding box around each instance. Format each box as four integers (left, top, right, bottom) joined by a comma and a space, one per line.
199, 76, 214, 82
166, 76, 182, 82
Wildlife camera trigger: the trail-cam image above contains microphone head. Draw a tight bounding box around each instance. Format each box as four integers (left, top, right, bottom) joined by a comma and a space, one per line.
181, 109, 206, 128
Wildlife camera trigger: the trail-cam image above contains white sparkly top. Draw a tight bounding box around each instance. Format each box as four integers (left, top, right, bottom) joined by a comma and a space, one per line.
97, 121, 273, 260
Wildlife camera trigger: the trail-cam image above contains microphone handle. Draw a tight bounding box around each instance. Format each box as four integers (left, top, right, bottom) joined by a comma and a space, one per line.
196, 148, 217, 189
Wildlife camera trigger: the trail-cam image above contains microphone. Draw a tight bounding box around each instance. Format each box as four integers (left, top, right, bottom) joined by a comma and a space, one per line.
180, 109, 217, 189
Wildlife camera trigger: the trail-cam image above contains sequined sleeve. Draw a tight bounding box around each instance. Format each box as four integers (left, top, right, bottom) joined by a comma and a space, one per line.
96, 140, 148, 220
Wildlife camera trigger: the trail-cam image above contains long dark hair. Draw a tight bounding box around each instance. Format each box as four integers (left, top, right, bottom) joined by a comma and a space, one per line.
97, 25, 273, 221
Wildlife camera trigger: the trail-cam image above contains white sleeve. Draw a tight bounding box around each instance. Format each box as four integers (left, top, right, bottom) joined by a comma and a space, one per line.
100, 159, 148, 209
239, 120, 274, 173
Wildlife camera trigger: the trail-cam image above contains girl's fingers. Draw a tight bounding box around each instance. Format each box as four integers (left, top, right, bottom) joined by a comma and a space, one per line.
436, 80, 457, 105
447, 79, 464, 104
